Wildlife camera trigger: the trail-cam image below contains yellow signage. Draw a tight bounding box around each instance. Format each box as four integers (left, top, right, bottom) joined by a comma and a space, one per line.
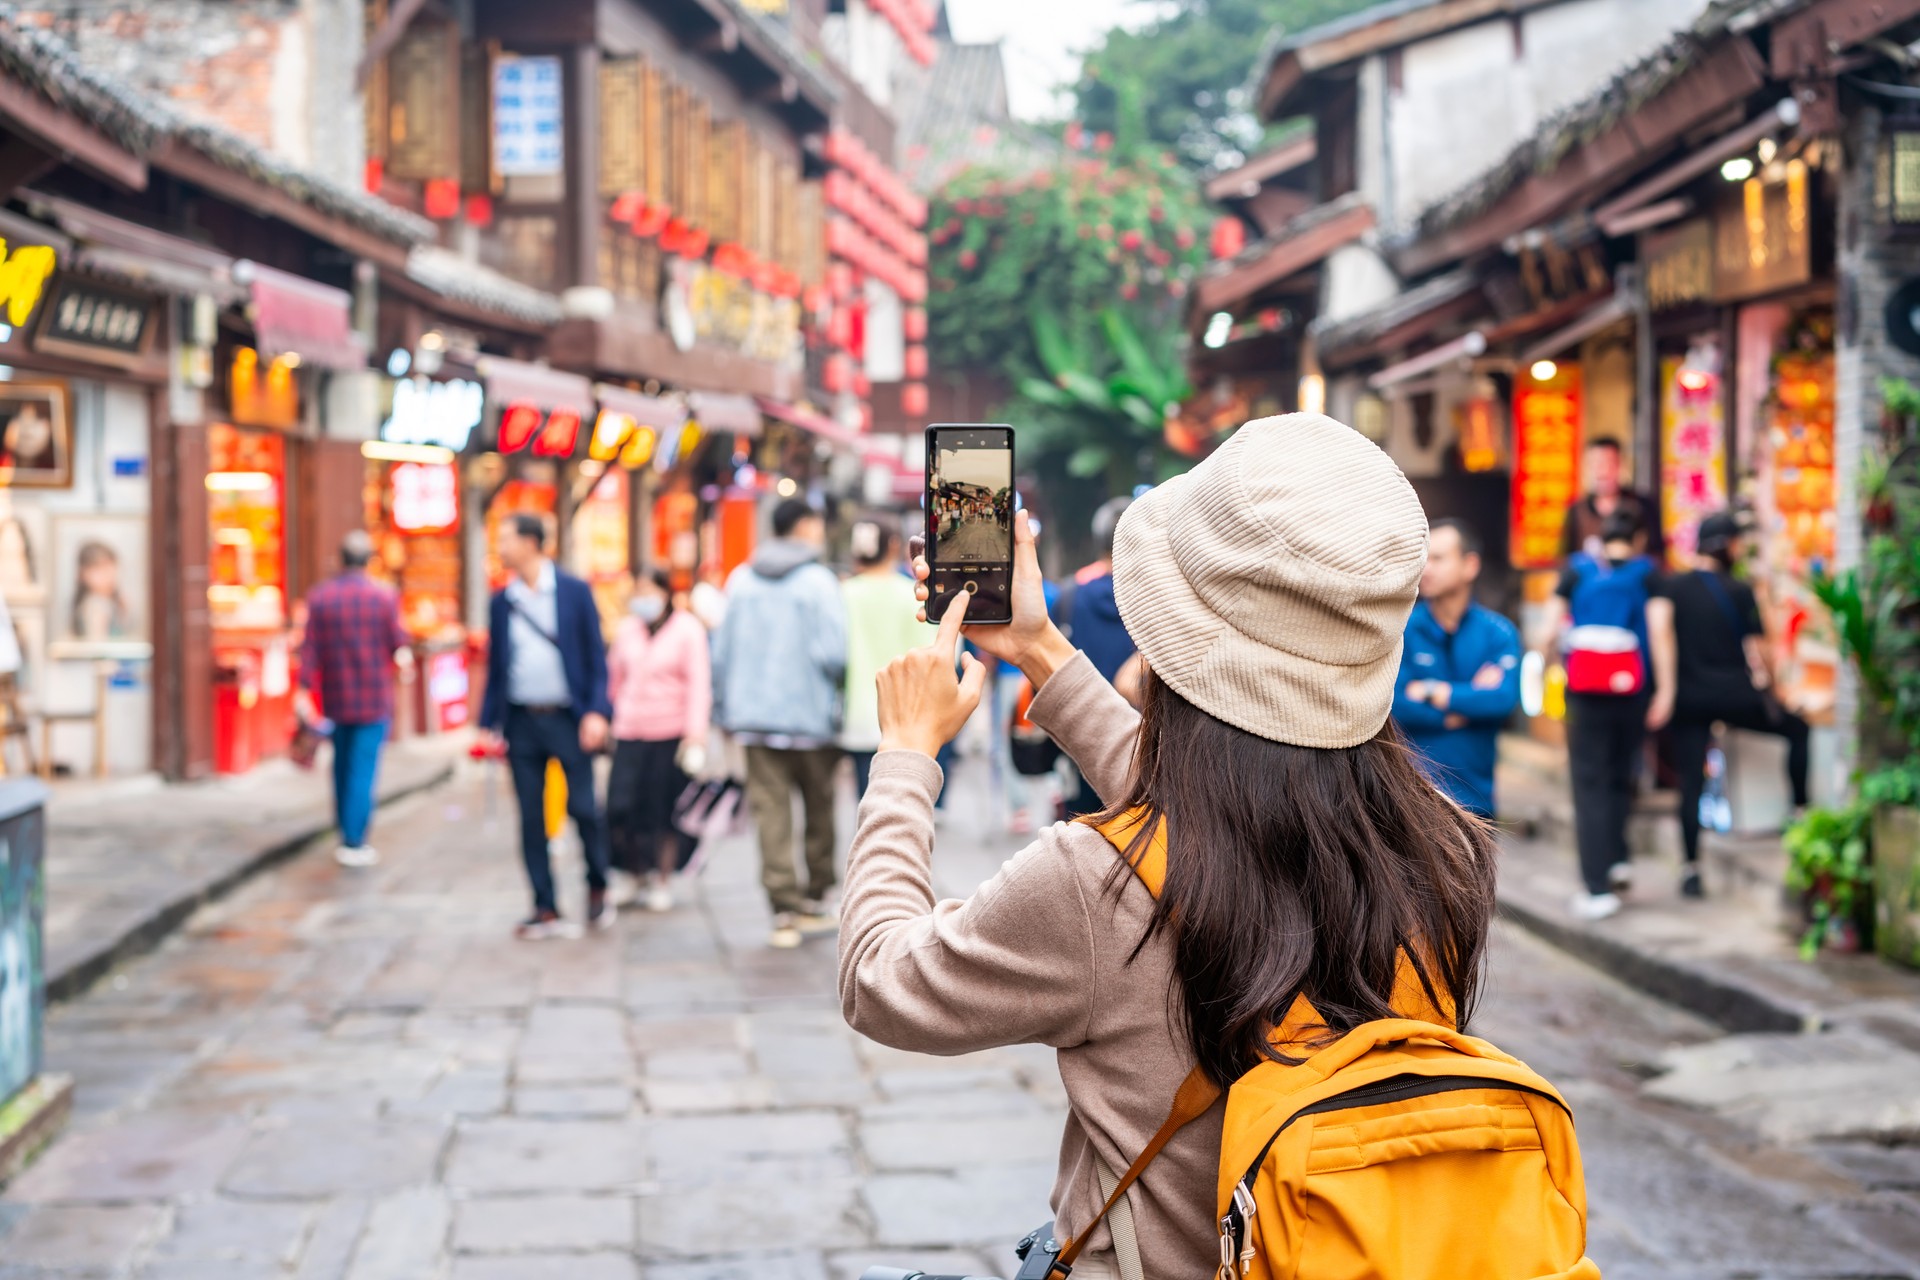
0, 240, 57, 327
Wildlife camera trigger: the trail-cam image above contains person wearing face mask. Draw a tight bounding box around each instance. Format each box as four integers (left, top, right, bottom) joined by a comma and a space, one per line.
713, 497, 849, 948
606, 567, 712, 913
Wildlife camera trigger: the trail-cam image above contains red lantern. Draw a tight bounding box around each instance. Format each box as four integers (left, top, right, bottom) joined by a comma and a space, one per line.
464, 194, 494, 228
499, 403, 542, 453
610, 191, 644, 223
903, 307, 927, 342
823, 353, 850, 394
364, 156, 384, 194
1209, 216, 1246, 259
902, 382, 929, 417
904, 344, 928, 379
424, 178, 460, 220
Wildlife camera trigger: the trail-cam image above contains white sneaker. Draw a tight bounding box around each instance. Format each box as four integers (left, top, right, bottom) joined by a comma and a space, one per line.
645, 884, 673, 913
1569, 891, 1623, 922
768, 914, 803, 949
334, 845, 379, 868
1608, 861, 1634, 893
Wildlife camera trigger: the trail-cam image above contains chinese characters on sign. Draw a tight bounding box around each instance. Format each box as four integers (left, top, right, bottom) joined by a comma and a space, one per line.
35, 279, 154, 362
1660, 355, 1727, 566
1510, 367, 1583, 569
492, 56, 564, 177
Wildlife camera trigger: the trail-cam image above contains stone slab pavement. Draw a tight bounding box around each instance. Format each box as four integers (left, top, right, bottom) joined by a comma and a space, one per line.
3, 748, 1919, 1276
40, 738, 463, 1002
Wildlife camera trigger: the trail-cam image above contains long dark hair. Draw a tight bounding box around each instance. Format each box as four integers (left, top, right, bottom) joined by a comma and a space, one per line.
1102, 670, 1499, 1088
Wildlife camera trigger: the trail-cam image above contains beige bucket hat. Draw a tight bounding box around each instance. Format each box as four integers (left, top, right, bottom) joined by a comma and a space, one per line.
1111, 413, 1429, 749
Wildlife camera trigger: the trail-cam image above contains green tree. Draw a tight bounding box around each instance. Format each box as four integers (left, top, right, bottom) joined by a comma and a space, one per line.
928, 148, 1211, 524
1072, 0, 1381, 172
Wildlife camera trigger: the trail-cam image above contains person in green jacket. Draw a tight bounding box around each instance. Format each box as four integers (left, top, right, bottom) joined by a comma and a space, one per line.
840, 518, 927, 799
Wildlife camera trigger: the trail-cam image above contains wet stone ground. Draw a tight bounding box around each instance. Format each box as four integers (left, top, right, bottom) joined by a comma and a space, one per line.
2, 756, 1917, 1278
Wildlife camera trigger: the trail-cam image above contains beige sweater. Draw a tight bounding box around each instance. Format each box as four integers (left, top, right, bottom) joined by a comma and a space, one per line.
839, 651, 1221, 1274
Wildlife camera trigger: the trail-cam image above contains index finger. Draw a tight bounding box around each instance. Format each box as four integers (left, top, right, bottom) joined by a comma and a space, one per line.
935, 585, 970, 660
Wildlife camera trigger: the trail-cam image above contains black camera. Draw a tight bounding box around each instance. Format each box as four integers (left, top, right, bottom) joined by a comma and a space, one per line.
858, 1220, 1062, 1280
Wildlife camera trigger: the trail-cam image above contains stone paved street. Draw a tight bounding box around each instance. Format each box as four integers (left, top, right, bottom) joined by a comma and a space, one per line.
2, 753, 1918, 1278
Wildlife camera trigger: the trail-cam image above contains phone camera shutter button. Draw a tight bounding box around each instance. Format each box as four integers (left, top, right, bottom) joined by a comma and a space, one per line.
964, 581, 978, 594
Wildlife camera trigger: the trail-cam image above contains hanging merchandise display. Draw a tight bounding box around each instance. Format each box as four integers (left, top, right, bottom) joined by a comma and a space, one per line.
1758, 310, 1838, 718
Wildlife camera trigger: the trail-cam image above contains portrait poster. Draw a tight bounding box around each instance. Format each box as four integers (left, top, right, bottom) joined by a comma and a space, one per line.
52, 515, 149, 645
0, 382, 70, 490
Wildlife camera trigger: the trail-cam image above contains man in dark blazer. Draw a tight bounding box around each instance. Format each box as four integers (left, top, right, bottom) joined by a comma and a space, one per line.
479, 513, 614, 938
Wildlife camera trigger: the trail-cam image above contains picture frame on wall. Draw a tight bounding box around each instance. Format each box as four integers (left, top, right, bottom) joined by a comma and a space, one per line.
50, 515, 148, 645
0, 382, 70, 490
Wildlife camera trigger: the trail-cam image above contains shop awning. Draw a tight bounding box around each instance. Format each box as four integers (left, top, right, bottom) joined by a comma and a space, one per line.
755, 396, 858, 447
1368, 331, 1487, 391
479, 357, 596, 416
689, 391, 764, 436
22, 191, 246, 303
1519, 291, 1636, 367
236, 260, 368, 370
593, 384, 686, 431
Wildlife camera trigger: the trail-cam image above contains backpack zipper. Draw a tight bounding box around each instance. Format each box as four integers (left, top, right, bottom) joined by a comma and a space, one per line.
1220, 1073, 1569, 1256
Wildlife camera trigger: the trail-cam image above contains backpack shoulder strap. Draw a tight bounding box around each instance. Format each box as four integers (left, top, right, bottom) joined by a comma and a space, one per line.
1055, 809, 1216, 1276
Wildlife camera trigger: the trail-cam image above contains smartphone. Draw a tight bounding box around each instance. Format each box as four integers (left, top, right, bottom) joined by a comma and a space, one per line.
924, 423, 1014, 625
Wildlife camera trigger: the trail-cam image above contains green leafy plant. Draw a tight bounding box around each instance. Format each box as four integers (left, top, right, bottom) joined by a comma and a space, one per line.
1784, 800, 1874, 959
1880, 376, 1920, 427
927, 143, 1213, 531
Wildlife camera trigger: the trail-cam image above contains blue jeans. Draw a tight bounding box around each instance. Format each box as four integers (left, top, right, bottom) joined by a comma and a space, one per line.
505, 706, 611, 915
331, 720, 388, 848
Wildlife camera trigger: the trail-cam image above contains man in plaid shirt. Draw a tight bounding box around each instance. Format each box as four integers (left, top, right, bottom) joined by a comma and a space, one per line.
298, 531, 412, 868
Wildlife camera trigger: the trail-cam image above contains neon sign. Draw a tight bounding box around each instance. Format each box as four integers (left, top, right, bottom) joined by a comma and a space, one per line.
0, 240, 58, 328
382, 377, 483, 451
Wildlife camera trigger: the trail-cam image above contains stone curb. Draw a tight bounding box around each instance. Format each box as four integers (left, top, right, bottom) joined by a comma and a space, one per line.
1495, 888, 1820, 1035
46, 762, 455, 1004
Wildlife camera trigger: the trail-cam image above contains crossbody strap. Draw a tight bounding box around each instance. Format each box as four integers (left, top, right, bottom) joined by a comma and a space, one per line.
1052, 1063, 1220, 1276
505, 592, 564, 653
1051, 810, 1221, 1276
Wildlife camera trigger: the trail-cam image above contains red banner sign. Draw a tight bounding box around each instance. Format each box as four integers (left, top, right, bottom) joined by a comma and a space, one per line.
1510, 367, 1583, 569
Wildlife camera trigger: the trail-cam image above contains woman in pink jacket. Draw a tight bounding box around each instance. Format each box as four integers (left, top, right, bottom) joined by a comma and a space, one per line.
606, 568, 712, 912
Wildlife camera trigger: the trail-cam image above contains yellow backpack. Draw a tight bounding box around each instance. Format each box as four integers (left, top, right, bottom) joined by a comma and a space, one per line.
1061, 810, 1602, 1280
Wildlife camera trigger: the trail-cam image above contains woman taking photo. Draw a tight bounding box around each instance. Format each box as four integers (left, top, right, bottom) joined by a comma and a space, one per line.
838, 417, 1500, 1277
606, 567, 711, 913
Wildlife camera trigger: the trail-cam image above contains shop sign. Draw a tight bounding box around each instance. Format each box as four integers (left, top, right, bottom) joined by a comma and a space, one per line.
390, 462, 459, 534
33, 277, 155, 364
497, 402, 581, 457
0, 240, 57, 329
492, 55, 564, 177
663, 260, 802, 366
1712, 160, 1811, 303
381, 376, 484, 451
1509, 366, 1583, 569
1659, 352, 1727, 565
1644, 218, 1714, 311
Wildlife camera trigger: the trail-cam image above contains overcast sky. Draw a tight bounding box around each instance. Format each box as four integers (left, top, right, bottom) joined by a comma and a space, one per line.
946, 0, 1165, 121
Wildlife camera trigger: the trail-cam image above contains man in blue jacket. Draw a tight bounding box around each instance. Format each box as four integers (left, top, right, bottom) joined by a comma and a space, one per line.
479, 513, 614, 939
1393, 518, 1521, 820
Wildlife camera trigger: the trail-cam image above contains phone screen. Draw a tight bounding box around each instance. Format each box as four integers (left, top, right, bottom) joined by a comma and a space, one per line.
925, 424, 1014, 624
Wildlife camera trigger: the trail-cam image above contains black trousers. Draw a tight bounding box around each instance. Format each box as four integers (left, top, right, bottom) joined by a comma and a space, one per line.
1671, 699, 1811, 864
504, 706, 610, 915
1566, 693, 1646, 895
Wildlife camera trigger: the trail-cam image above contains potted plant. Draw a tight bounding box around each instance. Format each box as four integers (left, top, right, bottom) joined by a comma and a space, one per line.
1794, 395, 1920, 966
1783, 798, 1873, 957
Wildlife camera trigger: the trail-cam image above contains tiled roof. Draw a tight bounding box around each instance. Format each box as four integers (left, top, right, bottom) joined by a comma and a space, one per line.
0, 6, 433, 247
405, 247, 564, 328
1309, 265, 1481, 355
1407, 0, 1795, 242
